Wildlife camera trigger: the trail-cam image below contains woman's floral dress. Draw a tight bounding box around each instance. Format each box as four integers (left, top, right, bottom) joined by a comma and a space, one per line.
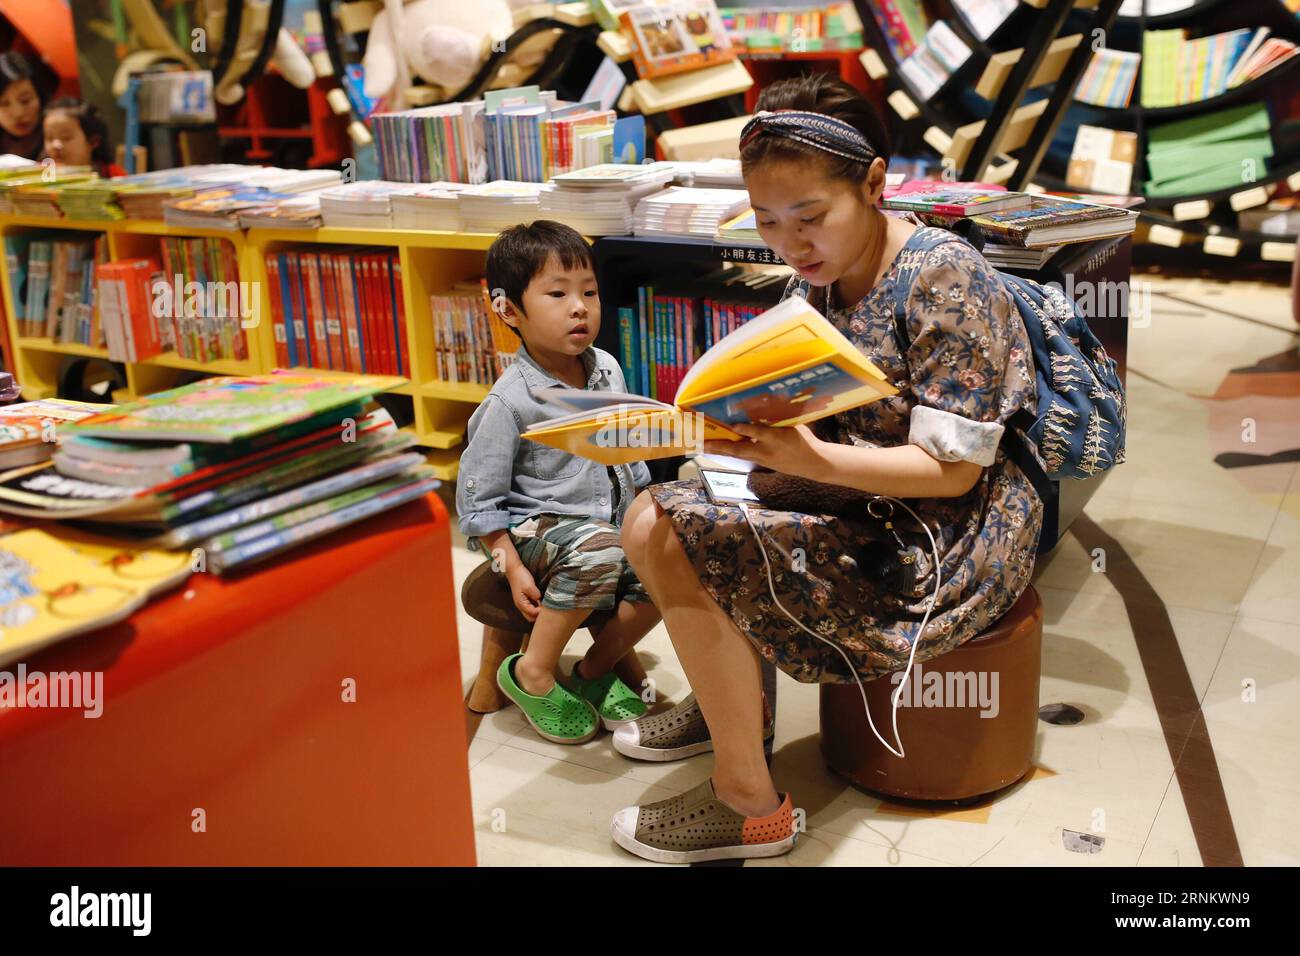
647, 226, 1043, 682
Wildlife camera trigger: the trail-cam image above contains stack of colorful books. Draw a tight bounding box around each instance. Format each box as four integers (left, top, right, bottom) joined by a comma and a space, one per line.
457, 181, 545, 233
390, 183, 469, 231
539, 164, 675, 235
632, 186, 750, 239
1141, 27, 1299, 108
0, 373, 437, 576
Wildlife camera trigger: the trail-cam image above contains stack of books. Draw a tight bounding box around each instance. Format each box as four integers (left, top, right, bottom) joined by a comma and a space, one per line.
264, 247, 408, 376
718, 3, 863, 51
1067, 126, 1137, 194
238, 192, 325, 230
1145, 102, 1272, 197
898, 21, 970, 99
867, 0, 928, 63
632, 186, 751, 239
1141, 27, 1299, 108
0, 374, 438, 576
883, 187, 1030, 217
431, 282, 502, 385
912, 195, 1139, 248
156, 236, 250, 362
715, 209, 761, 243
539, 164, 675, 235
162, 170, 341, 230
980, 243, 1062, 269
662, 158, 744, 188
620, 1, 738, 79
457, 181, 545, 233
115, 166, 253, 219
317, 181, 428, 229
95, 258, 165, 361
1075, 48, 1140, 108
8, 235, 108, 342
617, 266, 788, 401
391, 183, 469, 230
0, 399, 107, 470
6, 169, 97, 218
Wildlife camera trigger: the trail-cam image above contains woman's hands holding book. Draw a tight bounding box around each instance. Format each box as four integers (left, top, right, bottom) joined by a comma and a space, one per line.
705, 423, 826, 477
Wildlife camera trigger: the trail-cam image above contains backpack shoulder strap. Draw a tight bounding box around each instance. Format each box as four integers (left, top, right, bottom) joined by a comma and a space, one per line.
888, 227, 966, 353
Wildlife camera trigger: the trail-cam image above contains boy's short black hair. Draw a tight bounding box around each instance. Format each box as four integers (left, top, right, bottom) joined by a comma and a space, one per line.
486, 220, 593, 337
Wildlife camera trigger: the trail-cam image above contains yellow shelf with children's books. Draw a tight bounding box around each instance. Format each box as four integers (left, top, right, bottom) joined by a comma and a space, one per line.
0, 213, 524, 481
0, 216, 267, 405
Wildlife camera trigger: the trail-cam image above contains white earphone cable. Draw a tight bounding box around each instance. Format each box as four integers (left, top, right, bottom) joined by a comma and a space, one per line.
738, 496, 943, 759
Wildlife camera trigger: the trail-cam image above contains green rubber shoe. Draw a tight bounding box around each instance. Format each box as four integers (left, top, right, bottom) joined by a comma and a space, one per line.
497, 654, 599, 744
569, 662, 648, 730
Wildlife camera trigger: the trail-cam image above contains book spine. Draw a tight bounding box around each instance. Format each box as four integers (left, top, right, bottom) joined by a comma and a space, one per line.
391, 257, 408, 378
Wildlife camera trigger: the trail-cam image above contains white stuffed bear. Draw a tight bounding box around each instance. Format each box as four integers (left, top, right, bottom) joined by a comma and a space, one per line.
363, 0, 516, 106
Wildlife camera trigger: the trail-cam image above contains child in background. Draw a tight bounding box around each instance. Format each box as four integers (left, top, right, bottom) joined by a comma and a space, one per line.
0, 52, 47, 161
457, 220, 661, 744
43, 98, 126, 177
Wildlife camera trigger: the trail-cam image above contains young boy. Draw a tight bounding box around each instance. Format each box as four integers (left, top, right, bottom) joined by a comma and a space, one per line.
457, 220, 661, 744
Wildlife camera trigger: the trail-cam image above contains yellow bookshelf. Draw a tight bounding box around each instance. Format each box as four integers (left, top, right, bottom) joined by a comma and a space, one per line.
0, 214, 498, 480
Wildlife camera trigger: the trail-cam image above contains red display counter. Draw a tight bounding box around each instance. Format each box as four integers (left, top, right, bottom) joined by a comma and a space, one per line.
0, 493, 474, 866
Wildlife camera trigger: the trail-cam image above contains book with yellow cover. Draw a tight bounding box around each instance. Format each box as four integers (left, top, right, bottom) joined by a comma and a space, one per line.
521, 295, 896, 464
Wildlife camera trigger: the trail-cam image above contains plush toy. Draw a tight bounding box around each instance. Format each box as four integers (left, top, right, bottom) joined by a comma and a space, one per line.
362, 0, 516, 105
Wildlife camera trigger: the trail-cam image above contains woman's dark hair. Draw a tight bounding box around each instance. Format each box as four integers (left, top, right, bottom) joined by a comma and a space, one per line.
0, 51, 49, 103
45, 97, 114, 168
741, 73, 892, 185
486, 220, 593, 337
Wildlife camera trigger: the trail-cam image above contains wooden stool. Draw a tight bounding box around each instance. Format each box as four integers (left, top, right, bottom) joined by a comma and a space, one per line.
819, 586, 1043, 803
460, 560, 638, 713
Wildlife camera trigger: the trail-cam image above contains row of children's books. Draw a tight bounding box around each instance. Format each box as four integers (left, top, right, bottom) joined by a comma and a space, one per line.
718, 3, 863, 51
264, 248, 409, 377
157, 236, 250, 363
372, 86, 639, 186
430, 281, 518, 386
9, 235, 107, 342
1141, 27, 1299, 108
616, 267, 788, 403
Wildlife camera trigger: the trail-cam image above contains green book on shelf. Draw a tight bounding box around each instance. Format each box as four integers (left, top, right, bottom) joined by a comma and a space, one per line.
1147, 102, 1271, 152
1146, 137, 1273, 182
1145, 155, 1273, 196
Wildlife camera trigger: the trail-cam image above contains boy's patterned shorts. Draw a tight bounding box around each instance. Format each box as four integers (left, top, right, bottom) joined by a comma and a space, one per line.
503, 513, 651, 612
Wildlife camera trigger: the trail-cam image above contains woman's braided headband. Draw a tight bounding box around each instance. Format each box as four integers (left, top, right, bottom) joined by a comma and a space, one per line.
739, 109, 878, 166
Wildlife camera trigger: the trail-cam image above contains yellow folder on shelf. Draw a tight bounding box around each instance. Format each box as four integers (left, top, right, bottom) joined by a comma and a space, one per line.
521, 295, 897, 465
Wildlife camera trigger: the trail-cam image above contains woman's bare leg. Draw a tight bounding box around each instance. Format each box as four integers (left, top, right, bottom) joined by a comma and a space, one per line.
622, 491, 780, 817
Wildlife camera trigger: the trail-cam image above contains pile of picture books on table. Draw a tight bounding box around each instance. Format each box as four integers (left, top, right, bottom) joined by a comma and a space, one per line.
0, 398, 107, 469
317, 180, 431, 229
458, 181, 545, 232
390, 183, 467, 230
0, 372, 438, 578
882, 185, 1139, 266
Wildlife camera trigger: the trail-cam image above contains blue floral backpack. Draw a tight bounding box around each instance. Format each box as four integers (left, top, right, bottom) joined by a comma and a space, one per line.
889, 229, 1128, 495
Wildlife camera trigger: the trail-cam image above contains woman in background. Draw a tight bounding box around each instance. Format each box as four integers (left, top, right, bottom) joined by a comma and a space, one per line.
0, 51, 47, 160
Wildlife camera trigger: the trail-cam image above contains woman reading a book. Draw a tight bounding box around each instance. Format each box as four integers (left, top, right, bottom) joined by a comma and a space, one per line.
611, 75, 1043, 864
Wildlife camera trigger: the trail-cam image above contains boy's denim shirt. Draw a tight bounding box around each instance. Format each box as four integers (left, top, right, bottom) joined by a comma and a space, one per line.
457, 343, 653, 544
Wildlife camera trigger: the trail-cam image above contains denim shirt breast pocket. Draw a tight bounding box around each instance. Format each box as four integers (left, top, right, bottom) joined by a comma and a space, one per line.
528, 442, 584, 480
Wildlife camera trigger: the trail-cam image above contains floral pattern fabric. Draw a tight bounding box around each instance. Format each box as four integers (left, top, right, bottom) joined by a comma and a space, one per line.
647, 226, 1044, 683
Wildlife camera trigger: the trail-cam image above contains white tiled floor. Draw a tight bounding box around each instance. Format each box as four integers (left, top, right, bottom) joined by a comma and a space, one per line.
450, 272, 1300, 866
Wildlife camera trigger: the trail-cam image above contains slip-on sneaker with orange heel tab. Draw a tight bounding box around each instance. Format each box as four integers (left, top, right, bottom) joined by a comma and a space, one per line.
610, 779, 797, 864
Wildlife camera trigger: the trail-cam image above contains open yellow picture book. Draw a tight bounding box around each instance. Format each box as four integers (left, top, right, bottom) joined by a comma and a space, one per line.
521, 295, 898, 464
